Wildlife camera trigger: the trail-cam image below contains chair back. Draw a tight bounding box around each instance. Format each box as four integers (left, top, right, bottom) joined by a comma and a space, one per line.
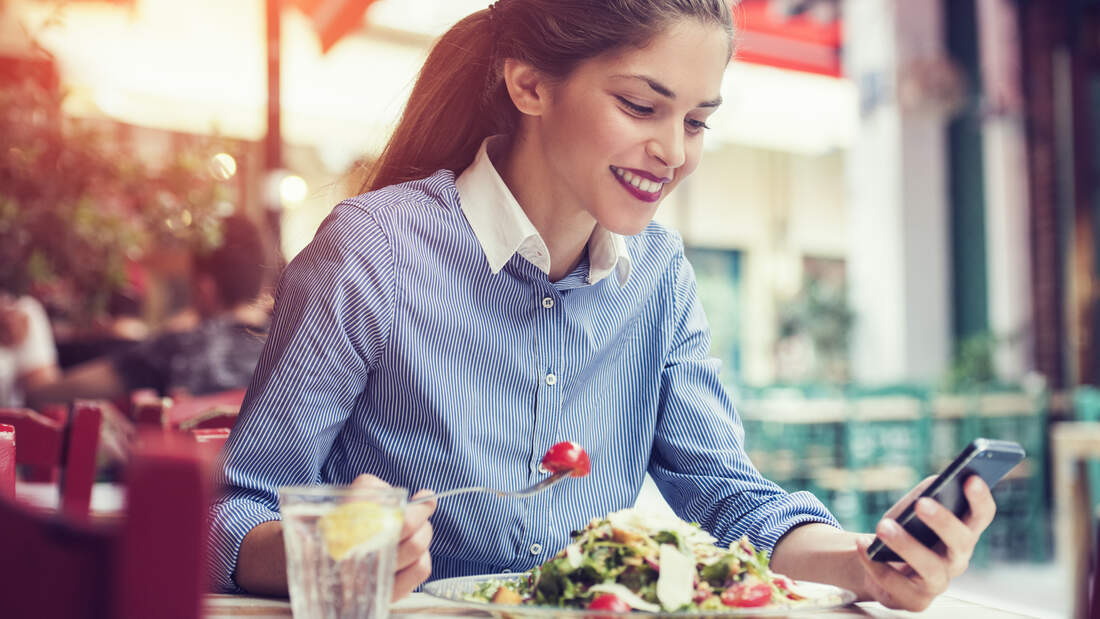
130, 390, 173, 427
0, 432, 211, 619
190, 427, 231, 446
0, 404, 102, 519
0, 408, 64, 482
170, 388, 246, 431
0, 423, 13, 496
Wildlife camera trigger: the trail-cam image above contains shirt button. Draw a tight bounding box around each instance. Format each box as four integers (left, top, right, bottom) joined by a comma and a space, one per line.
530, 543, 543, 556
541, 296, 554, 309
545, 373, 557, 386
502, 568, 512, 574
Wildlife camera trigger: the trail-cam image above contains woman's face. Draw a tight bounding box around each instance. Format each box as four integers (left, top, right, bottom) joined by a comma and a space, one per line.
537, 18, 729, 236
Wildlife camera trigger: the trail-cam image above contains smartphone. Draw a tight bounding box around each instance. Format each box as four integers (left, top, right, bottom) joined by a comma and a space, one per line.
866, 437, 1025, 562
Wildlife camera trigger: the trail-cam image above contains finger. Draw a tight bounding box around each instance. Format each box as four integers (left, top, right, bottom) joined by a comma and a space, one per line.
401, 489, 437, 540
396, 520, 432, 571
912, 497, 975, 574
350, 474, 389, 490
871, 518, 950, 595
854, 536, 930, 612
962, 476, 997, 533
392, 551, 432, 602
884, 475, 936, 521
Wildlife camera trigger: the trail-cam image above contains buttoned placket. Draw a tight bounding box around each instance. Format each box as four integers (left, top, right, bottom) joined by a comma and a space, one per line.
522, 282, 564, 563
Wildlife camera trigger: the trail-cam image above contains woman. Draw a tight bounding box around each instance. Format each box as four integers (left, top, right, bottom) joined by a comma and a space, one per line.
210, 0, 996, 612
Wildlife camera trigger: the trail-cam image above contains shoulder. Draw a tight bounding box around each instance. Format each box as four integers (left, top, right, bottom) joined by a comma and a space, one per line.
310, 170, 460, 259
339, 170, 458, 224
622, 220, 687, 284
14, 296, 49, 324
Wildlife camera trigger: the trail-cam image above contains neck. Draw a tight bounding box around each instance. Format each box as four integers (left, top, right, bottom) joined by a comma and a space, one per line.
496, 132, 596, 281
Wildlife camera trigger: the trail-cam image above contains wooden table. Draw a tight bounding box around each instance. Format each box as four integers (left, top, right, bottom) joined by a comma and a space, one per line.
1051, 421, 1100, 619
202, 592, 1034, 618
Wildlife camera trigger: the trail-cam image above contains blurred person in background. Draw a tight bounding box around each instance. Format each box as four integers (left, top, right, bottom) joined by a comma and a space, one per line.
27, 214, 273, 409
0, 293, 61, 408
54, 270, 152, 370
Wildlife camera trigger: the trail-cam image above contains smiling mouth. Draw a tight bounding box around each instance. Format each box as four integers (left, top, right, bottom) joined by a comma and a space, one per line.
610, 166, 665, 203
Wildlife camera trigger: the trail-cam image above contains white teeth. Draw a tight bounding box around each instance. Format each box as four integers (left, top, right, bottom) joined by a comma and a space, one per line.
612, 166, 662, 195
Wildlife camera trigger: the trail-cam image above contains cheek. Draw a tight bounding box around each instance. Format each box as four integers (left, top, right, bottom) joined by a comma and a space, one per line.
669, 142, 704, 187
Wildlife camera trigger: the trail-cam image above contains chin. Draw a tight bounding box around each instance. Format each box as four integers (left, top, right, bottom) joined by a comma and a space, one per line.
601, 214, 654, 237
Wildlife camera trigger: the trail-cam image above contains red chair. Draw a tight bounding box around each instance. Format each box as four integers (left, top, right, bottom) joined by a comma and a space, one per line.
0, 403, 101, 519
130, 390, 173, 427
0, 432, 212, 619
0, 423, 13, 497
190, 427, 231, 447
170, 388, 246, 431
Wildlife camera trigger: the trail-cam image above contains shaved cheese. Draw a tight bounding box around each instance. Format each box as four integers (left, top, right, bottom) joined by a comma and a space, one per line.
588, 583, 661, 613
606, 508, 716, 548
565, 543, 584, 569
656, 544, 695, 611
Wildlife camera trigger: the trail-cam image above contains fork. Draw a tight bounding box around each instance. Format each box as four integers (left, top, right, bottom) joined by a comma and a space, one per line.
408, 470, 571, 505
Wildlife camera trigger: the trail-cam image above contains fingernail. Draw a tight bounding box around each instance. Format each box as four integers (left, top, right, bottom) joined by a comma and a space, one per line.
880, 520, 899, 537
916, 498, 935, 516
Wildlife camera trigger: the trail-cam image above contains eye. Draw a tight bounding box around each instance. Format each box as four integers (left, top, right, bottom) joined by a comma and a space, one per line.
614, 95, 654, 116
686, 118, 711, 134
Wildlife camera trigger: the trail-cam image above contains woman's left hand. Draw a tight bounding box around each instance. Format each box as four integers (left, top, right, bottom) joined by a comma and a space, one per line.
853, 475, 997, 611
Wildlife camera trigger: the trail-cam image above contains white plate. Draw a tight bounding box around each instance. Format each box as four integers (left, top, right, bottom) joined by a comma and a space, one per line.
422, 573, 858, 617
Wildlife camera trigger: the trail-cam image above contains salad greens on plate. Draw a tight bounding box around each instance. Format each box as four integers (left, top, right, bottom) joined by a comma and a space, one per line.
463, 508, 825, 613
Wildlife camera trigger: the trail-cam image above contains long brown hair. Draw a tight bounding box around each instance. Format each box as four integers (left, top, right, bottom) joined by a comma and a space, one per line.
360, 0, 734, 193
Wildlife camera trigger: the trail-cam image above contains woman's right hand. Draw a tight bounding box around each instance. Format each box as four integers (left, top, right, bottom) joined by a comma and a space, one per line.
350, 474, 437, 600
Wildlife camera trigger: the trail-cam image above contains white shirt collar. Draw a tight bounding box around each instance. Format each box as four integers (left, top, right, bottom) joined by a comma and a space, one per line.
455, 136, 632, 286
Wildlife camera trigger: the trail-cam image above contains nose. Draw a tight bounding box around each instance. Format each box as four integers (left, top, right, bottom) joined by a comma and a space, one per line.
645, 122, 687, 169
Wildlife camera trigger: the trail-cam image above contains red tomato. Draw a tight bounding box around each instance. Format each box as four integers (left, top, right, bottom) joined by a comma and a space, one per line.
588, 594, 631, 612
539, 441, 591, 477
719, 582, 772, 608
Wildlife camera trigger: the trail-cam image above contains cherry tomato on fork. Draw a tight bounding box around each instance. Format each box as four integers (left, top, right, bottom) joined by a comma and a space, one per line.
588, 594, 631, 612
539, 441, 591, 477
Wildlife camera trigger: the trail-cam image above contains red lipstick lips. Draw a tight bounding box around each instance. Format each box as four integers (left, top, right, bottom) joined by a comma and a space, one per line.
610, 166, 666, 203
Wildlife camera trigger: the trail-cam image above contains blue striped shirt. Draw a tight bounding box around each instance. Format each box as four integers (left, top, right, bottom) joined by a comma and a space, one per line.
207, 143, 839, 593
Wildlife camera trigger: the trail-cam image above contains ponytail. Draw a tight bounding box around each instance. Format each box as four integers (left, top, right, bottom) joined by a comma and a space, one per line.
360, 10, 515, 192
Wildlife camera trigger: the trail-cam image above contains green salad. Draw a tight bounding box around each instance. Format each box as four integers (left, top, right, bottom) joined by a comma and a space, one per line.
467, 508, 814, 612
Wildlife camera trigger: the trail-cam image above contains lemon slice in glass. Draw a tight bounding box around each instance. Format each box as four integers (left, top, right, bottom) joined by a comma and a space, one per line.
319, 500, 403, 561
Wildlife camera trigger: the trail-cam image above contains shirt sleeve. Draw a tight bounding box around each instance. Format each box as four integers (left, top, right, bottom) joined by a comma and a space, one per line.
13, 296, 57, 373
206, 205, 398, 593
648, 248, 840, 555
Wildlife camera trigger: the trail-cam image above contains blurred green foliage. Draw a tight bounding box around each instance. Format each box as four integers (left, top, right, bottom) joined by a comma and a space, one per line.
778, 278, 855, 384
0, 77, 237, 322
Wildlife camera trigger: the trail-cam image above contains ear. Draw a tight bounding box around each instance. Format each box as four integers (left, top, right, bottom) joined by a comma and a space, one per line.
502, 58, 551, 117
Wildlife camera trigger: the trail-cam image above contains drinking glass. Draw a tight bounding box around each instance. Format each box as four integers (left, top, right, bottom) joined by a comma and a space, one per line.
279, 484, 407, 619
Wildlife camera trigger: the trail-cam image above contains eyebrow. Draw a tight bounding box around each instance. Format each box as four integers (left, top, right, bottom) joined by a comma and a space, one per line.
612, 73, 723, 108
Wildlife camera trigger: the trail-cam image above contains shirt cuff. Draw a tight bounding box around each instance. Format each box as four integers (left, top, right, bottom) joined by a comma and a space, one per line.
730, 490, 842, 555
207, 498, 282, 593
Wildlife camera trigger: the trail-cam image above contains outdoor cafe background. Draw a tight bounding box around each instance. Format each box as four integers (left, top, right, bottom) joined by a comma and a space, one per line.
1, 0, 1098, 611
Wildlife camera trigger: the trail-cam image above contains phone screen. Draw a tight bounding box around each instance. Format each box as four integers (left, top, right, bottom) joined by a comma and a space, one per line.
866, 438, 1025, 563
